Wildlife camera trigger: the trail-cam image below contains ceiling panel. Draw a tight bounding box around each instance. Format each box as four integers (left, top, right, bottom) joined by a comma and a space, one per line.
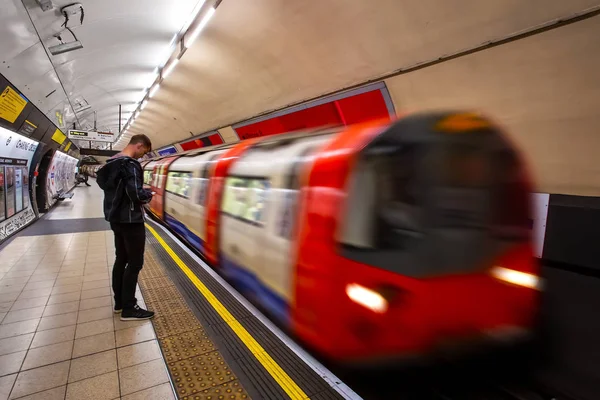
0, 0, 39, 61
2, 0, 200, 139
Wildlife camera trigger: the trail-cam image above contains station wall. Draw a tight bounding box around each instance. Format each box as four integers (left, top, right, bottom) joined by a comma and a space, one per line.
156, 10, 600, 198
0, 73, 81, 242
384, 15, 600, 197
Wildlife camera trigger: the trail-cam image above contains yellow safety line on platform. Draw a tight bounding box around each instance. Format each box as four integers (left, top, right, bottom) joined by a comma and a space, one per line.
146, 224, 309, 400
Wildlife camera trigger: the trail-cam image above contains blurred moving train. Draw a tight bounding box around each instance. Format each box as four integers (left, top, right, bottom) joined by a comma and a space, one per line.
140, 112, 539, 363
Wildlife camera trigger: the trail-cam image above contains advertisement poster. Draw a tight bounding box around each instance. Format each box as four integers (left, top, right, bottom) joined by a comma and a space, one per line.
0, 126, 38, 166
46, 151, 78, 207
0, 126, 39, 240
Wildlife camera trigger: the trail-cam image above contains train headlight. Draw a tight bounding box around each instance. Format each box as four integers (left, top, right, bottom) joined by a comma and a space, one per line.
346, 283, 388, 313
490, 266, 541, 290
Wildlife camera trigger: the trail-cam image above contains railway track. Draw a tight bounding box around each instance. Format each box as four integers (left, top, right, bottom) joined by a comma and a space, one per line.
333, 349, 559, 400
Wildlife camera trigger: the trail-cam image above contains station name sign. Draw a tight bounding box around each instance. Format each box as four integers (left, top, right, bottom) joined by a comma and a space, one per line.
68, 129, 114, 143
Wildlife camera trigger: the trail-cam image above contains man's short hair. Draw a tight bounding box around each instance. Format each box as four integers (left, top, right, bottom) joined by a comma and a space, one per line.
128, 134, 152, 151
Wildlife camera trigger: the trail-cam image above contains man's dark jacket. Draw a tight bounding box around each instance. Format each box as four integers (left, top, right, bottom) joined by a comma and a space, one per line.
97, 156, 152, 223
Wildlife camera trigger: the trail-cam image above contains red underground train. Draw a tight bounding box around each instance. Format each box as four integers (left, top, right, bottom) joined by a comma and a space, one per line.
141, 111, 540, 363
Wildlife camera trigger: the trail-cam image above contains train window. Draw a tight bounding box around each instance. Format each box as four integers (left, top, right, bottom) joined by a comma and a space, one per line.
222, 177, 270, 226
202, 154, 220, 179
276, 146, 316, 239
492, 150, 531, 238
436, 145, 489, 188
166, 172, 192, 198
143, 170, 152, 185
195, 178, 209, 206
151, 166, 160, 187
337, 145, 423, 271
277, 190, 297, 239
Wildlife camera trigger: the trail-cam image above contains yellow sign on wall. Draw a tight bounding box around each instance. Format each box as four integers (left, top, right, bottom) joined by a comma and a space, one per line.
0, 86, 28, 123
52, 129, 67, 144
65, 142, 72, 151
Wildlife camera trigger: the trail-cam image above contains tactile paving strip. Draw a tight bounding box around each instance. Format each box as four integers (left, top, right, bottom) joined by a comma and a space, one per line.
153, 310, 205, 339
168, 351, 237, 397
183, 380, 249, 400
139, 247, 251, 400
143, 222, 347, 400
159, 329, 217, 363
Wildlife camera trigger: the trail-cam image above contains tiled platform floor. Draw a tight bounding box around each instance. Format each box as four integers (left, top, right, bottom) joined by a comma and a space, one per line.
0, 231, 175, 399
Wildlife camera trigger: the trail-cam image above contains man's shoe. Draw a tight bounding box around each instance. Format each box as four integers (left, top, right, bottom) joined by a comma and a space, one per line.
120, 305, 155, 321
114, 305, 122, 314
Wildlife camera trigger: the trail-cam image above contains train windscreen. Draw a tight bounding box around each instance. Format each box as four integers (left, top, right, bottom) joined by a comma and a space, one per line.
339, 126, 530, 278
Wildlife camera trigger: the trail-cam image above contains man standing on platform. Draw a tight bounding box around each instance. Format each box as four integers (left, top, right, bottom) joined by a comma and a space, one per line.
97, 134, 155, 320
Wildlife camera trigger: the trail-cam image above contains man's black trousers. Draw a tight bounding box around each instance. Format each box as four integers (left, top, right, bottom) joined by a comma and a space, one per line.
110, 222, 145, 310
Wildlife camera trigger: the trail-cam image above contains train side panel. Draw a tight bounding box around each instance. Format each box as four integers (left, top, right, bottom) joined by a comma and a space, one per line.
164, 152, 226, 253
291, 122, 386, 358
205, 140, 259, 265
219, 133, 334, 325
149, 157, 177, 219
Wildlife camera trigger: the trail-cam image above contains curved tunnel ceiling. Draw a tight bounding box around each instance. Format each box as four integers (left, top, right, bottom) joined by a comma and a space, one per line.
1, 0, 203, 148
1, 0, 598, 153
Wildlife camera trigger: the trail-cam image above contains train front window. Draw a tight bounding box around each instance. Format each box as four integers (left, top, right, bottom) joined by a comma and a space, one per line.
492, 150, 531, 239
338, 145, 422, 255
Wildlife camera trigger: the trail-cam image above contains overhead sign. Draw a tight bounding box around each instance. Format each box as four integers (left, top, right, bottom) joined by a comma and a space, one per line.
68, 129, 88, 137
79, 148, 119, 157
68, 129, 115, 143
0, 86, 28, 123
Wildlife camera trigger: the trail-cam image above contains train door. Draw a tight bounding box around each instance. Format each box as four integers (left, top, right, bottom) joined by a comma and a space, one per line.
220, 175, 270, 302
259, 146, 319, 324
184, 153, 221, 252
149, 157, 177, 219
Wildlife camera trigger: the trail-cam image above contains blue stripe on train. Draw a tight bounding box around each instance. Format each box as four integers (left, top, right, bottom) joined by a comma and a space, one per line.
164, 213, 290, 327
165, 213, 205, 253
221, 255, 290, 327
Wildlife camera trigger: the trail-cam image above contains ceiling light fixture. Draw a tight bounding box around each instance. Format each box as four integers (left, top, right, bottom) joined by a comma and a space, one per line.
48, 40, 83, 55
185, 7, 215, 48
149, 84, 160, 98
163, 34, 179, 60
162, 58, 179, 79
182, 0, 206, 33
